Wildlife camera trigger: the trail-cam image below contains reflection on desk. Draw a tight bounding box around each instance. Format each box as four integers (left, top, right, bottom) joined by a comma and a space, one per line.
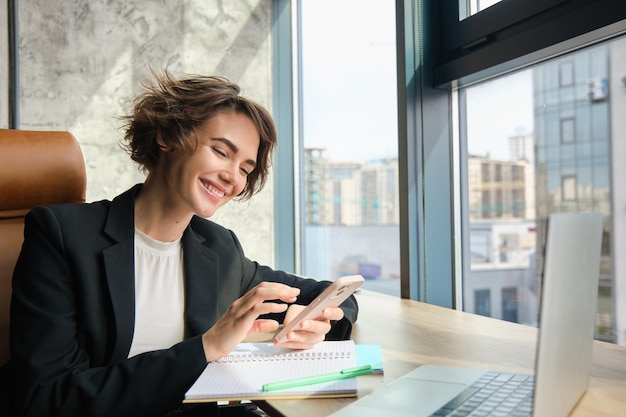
255, 290, 626, 417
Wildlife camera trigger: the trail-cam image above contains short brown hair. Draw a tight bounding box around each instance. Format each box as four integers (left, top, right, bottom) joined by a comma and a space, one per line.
120, 71, 277, 200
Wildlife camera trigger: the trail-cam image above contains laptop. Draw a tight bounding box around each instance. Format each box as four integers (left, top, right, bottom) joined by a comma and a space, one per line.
329, 212, 603, 417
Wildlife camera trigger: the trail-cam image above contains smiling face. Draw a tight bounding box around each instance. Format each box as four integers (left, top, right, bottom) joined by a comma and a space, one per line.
158, 111, 260, 218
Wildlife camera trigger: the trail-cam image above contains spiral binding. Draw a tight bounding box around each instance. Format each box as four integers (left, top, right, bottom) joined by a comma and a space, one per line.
217, 348, 351, 363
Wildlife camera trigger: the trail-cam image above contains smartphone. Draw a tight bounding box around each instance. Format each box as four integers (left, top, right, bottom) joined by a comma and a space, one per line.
274, 274, 365, 344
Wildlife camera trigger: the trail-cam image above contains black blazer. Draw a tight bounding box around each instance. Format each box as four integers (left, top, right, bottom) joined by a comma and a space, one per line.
8, 185, 358, 417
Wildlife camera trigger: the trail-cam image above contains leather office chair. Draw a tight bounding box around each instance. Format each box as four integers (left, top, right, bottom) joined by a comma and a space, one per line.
0, 128, 86, 367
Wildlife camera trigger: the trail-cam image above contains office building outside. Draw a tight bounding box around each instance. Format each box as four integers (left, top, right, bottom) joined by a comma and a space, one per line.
301, 149, 400, 290
466, 36, 626, 344
533, 40, 621, 343
465, 141, 539, 326
304, 149, 399, 227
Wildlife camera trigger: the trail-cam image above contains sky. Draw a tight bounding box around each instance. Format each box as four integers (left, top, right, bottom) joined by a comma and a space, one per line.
301, 0, 534, 163
466, 69, 534, 160
300, 0, 398, 162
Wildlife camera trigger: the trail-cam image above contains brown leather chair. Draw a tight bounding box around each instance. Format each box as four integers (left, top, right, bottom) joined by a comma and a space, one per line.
0, 129, 86, 367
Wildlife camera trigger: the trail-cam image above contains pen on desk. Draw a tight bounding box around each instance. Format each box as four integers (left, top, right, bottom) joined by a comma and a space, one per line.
261, 365, 373, 392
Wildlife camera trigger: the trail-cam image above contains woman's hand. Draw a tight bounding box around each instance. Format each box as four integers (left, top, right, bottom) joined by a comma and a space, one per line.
275, 304, 345, 350
201, 282, 299, 362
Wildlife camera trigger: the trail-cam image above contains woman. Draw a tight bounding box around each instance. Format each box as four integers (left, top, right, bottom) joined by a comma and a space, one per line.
9, 72, 358, 417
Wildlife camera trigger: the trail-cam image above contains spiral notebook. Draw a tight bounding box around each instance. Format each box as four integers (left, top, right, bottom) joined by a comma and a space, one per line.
184, 340, 358, 402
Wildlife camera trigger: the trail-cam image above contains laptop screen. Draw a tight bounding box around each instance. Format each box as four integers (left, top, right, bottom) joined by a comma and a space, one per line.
533, 212, 603, 417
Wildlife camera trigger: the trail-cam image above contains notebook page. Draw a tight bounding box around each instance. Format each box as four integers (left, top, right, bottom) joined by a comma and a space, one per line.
185, 340, 357, 401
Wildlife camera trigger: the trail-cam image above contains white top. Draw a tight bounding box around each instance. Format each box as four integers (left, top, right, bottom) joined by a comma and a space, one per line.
128, 228, 186, 358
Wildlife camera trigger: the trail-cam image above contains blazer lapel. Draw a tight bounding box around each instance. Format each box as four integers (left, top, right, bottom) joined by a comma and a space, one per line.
102, 185, 140, 361
182, 225, 221, 336
103, 242, 135, 361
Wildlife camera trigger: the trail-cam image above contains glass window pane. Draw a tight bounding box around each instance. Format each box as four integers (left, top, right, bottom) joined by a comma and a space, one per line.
459, 0, 504, 20
562, 175, 577, 201
502, 287, 519, 322
475, 289, 491, 316
299, 0, 399, 295
560, 117, 575, 144
559, 61, 574, 86
461, 35, 626, 345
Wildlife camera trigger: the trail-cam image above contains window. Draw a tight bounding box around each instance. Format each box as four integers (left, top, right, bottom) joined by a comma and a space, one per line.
316, 0, 626, 346
474, 289, 491, 317
460, 35, 625, 343
459, 0, 503, 20
559, 61, 574, 87
297, 0, 399, 295
436, 0, 626, 87
560, 117, 575, 143
502, 287, 519, 322
562, 175, 577, 201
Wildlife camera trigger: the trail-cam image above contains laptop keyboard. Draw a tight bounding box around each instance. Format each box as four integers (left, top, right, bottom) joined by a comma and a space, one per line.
429, 371, 534, 417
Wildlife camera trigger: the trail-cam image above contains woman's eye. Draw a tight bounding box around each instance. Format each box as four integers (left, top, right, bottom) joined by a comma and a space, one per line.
212, 147, 227, 157
240, 167, 250, 176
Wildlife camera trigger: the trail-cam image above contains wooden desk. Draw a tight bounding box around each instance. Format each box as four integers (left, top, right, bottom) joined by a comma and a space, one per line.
255, 290, 626, 417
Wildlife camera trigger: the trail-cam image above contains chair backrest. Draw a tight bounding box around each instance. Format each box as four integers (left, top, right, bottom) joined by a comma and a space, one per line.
0, 129, 86, 366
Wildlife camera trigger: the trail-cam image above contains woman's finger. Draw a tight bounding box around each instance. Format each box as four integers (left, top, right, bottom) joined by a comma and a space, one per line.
248, 319, 281, 335
239, 283, 300, 311
322, 307, 345, 321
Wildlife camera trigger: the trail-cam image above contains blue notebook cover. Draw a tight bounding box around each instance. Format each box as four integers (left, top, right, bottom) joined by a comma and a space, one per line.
355, 344, 383, 374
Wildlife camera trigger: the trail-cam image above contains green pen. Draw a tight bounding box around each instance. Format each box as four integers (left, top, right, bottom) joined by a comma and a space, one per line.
261, 364, 373, 392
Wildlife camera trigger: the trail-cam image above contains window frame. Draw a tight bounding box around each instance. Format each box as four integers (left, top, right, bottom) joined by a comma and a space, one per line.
273, 0, 626, 309
272, 0, 299, 273
405, 0, 626, 308
434, 0, 626, 88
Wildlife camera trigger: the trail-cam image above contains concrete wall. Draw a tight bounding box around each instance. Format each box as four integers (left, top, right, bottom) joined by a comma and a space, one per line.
4, 0, 276, 266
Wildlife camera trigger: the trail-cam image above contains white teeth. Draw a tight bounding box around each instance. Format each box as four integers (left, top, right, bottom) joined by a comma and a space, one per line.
202, 181, 225, 198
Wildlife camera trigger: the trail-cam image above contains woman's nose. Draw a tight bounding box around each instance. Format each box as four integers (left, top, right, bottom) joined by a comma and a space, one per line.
218, 168, 233, 184
219, 163, 241, 186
